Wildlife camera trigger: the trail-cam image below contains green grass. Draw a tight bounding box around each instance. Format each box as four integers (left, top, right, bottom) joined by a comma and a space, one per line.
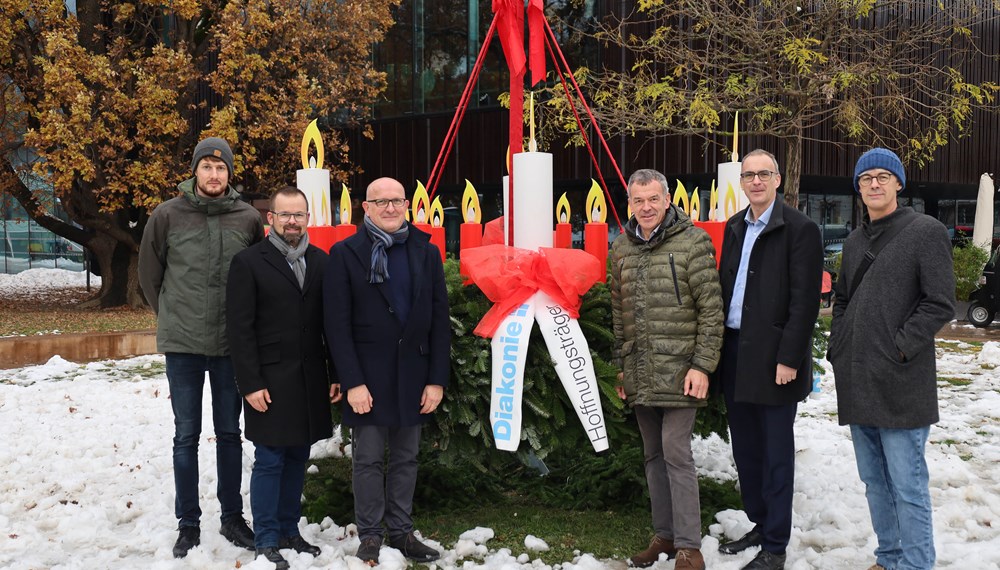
939, 377, 973, 387
302, 456, 740, 565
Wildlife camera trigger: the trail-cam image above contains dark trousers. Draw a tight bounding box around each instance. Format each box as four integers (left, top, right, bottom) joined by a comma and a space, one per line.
721, 329, 798, 555
351, 424, 422, 540
165, 353, 244, 528
250, 444, 310, 548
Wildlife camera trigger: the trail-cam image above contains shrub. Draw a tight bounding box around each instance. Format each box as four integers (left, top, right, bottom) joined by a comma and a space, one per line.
953, 242, 990, 302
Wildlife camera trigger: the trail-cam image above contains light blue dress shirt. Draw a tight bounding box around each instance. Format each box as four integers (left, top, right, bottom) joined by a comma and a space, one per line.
725, 200, 776, 330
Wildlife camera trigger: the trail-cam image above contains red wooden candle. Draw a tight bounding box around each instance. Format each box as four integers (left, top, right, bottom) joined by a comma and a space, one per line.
306, 226, 340, 253
693, 220, 725, 268
584, 222, 609, 282
554, 223, 572, 249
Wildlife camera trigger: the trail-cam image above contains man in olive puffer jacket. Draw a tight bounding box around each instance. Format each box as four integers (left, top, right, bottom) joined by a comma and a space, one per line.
139, 137, 264, 559
611, 169, 723, 570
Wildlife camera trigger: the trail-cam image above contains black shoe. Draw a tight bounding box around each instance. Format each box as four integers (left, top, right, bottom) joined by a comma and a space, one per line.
388, 532, 440, 562
280, 535, 321, 556
220, 517, 255, 550
741, 550, 786, 570
256, 546, 290, 570
718, 527, 762, 555
357, 536, 382, 565
172, 526, 200, 558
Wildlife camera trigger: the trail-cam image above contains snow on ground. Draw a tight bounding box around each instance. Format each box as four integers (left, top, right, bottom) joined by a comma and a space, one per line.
0, 268, 100, 298
1, 344, 999, 569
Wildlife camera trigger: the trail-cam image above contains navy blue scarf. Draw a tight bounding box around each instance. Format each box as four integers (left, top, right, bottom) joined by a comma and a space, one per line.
364, 215, 409, 283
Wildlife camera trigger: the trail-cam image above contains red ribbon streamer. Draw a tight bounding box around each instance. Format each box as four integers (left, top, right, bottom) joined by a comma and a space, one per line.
528, 0, 546, 87
462, 244, 603, 338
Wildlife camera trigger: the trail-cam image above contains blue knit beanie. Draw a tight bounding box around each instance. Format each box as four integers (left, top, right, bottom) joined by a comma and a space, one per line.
854, 148, 905, 193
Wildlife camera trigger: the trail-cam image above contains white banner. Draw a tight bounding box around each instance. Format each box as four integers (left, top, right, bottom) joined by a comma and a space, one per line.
533, 291, 609, 452
489, 299, 536, 451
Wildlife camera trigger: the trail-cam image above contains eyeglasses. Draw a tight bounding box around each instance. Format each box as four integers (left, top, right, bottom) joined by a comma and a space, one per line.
271, 211, 309, 222
367, 198, 407, 209
858, 173, 894, 187
740, 170, 776, 182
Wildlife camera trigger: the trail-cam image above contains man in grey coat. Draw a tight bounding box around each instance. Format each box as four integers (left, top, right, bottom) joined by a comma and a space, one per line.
829, 148, 954, 570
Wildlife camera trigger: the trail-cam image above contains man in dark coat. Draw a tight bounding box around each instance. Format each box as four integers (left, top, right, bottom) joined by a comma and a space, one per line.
717, 149, 823, 570
829, 148, 954, 570
227, 187, 341, 570
323, 177, 450, 566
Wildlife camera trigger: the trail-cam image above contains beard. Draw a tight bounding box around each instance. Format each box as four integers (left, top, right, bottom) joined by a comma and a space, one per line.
276, 225, 302, 246
196, 180, 226, 198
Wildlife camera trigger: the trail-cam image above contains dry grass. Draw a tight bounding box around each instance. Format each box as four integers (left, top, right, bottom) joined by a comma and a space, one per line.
0, 287, 156, 337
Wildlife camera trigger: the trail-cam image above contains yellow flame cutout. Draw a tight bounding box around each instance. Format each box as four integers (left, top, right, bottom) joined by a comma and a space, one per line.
709, 180, 718, 222
430, 197, 444, 228
462, 179, 481, 224
585, 179, 606, 223
412, 180, 430, 224
300, 119, 324, 170
556, 193, 571, 224
724, 181, 738, 219
340, 184, 352, 225
690, 188, 701, 222
674, 180, 690, 216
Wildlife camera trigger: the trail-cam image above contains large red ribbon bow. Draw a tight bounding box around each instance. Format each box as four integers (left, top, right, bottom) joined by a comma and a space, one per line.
462, 244, 603, 338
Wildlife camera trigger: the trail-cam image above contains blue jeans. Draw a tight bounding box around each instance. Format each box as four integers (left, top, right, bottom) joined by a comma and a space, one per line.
851, 424, 935, 570
165, 353, 245, 528
250, 444, 310, 548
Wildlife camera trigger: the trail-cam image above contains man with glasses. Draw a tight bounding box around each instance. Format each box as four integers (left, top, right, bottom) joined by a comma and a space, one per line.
717, 149, 823, 570
828, 148, 953, 570
611, 169, 722, 570
226, 186, 341, 569
323, 177, 450, 566
139, 137, 263, 558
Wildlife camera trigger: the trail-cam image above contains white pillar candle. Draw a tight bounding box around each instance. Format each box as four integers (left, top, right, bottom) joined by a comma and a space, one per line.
512, 152, 553, 250
296, 168, 332, 227
717, 161, 745, 221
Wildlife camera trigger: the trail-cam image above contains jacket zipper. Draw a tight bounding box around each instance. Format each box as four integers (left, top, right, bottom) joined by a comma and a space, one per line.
669, 253, 681, 305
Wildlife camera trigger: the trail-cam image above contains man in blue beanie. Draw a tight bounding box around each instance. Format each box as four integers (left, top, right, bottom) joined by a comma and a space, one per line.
828, 147, 954, 570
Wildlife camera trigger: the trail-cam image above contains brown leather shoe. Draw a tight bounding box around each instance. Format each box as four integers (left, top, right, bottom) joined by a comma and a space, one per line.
674, 548, 705, 570
628, 536, 676, 568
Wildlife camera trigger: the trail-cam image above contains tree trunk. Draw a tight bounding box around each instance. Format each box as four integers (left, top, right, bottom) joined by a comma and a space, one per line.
77, 233, 146, 309
783, 129, 803, 210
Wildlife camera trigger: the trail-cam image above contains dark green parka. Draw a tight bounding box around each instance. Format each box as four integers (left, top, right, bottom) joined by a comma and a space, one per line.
138, 178, 264, 356
610, 207, 724, 408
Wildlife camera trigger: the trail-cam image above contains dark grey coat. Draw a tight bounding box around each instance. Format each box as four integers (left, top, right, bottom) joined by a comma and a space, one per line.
829, 207, 955, 429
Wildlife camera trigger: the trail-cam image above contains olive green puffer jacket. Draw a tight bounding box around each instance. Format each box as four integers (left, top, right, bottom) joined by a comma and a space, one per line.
610, 207, 723, 408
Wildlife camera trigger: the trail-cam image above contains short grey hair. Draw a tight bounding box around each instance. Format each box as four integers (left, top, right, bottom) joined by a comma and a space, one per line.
627, 169, 669, 197
743, 149, 780, 174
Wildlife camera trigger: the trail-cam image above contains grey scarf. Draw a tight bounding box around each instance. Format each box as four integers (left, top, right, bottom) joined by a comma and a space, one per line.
268, 229, 309, 288
364, 214, 409, 283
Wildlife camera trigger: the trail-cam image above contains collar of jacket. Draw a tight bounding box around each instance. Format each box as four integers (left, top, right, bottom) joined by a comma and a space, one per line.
727, 199, 787, 241
178, 177, 241, 216
623, 205, 691, 247
862, 206, 914, 239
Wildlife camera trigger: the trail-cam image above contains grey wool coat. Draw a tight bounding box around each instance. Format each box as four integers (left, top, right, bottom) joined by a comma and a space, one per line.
610, 206, 724, 408
829, 207, 955, 429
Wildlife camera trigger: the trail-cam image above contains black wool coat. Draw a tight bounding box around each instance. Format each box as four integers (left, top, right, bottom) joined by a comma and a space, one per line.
719, 201, 824, 405
322, 226, 450, 428
226, 239, 333, 447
